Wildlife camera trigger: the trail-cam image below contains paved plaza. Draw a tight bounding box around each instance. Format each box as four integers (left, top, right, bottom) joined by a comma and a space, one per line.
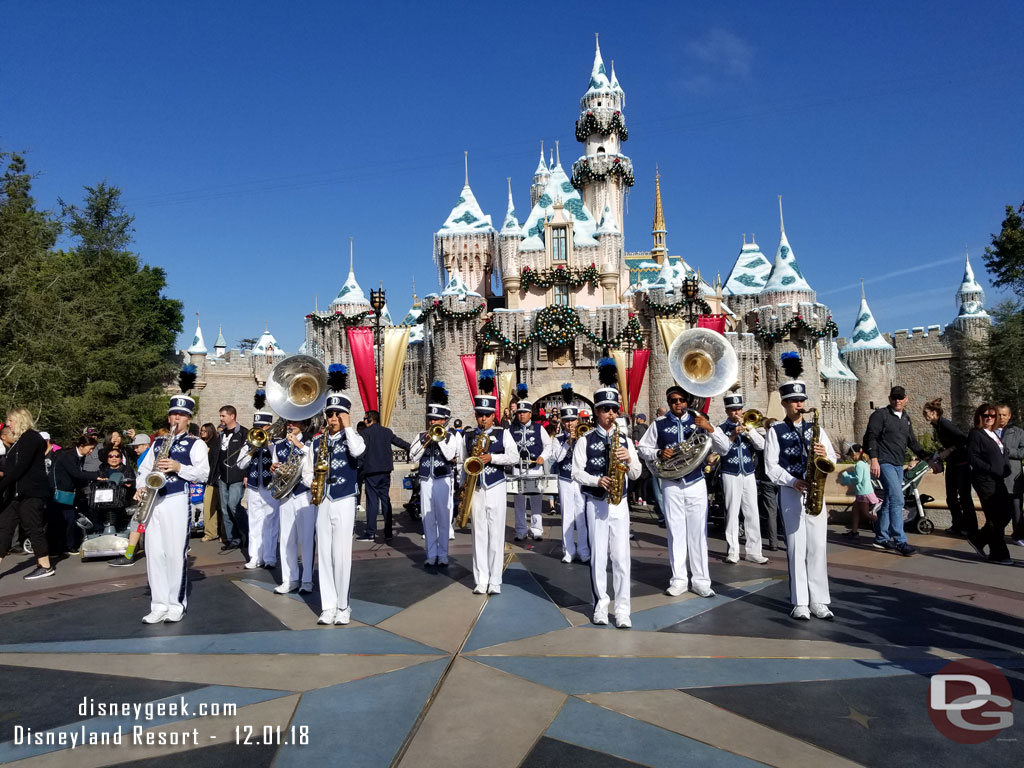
1, 508, 1022, 767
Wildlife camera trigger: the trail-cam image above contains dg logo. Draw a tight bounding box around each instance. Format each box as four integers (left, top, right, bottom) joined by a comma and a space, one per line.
928, 659, 1014, 743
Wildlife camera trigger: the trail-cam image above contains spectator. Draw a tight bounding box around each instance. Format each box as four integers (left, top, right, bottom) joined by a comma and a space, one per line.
210, 405, 249, 555
922, 398, 977, 538
0, 408, 56, 579
966, 403, 1014, 564
99, 428, 126, 463
94, 446, 135, 533
81, 427, 102, 472
863, 385, 932, 556
995, 404, 1024, 547
51, 434, 100, 554
357, 410, 410, 541
198, 423, 220, 542
107, 433, 152, 567
838, 444, 878, 538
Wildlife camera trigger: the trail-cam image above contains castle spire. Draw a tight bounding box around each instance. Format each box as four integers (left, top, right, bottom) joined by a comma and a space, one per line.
535, 141, 546, 175
844, 289, 893, 351
464, 150, 469, 187
501, 176, 521, 235
778, 194, 786, 235
349, 237, 354, 275
954, 248, 988, 321
651, 167, 667, 263
187, 312, 208, 355
555, 140, 560, 167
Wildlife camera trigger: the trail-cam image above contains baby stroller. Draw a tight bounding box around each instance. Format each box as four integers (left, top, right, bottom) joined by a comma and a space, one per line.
865, 460, 934, 534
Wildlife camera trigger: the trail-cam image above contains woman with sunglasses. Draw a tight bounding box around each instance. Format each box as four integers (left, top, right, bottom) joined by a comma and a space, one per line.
94, 448, 136, 535
966, 403, 1015, 564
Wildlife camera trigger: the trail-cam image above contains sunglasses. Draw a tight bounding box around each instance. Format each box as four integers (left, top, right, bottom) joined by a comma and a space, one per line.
982, 413, 997, 419
667, 397, 686, 404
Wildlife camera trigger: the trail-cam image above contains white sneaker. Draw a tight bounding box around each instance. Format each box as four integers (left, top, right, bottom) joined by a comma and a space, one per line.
592, 607, 609, 625
299, 582, 314, 594
449, 530, 456, 540
487, 584, 501, 595
274, 581, 299, 594
164, 608, 184, 623
747, 555, 769, 564
790, 605, 811, 620
615, 613, 632, 629
334, 607, 352, 625
244, 560, 262, 570
692, 584, 715, 598
809, 603, 834, 620
317, 610, 335, 625
561, 553, 573, 563
665, 582, 687, 597
724, 554, 739, 564
473, 584, 486, 595
142, 610, 167, 624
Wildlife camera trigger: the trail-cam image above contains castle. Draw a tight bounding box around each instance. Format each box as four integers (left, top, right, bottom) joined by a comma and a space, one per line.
184, 39, 990, 446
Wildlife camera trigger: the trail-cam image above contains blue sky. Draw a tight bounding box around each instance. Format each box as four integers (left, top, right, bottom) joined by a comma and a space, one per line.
3, 1, 1022, 355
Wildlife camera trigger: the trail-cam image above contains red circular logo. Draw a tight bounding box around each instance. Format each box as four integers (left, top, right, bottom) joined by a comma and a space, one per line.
928, 659, 1014, 744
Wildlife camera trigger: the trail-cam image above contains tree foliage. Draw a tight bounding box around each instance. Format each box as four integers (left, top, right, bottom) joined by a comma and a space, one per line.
983, 203, 1024, 297
0, 152, 183, 443
961, 301, 1024, 418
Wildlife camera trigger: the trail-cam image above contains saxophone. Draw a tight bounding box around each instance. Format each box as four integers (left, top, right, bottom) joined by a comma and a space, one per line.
802, 407, 835, 516
133, 427, 178, 526
607, 422, 627, 505
456, 431, 489, 528
310, 430, 330, 506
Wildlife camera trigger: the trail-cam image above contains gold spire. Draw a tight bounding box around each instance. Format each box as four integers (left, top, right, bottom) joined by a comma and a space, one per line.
652, 167, 667, 264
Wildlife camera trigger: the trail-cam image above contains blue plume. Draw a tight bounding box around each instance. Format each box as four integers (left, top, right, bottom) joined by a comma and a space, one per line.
597, 357, 618, 387
478, 368, 495, 394
327, 363, 348, 391
178, 364, 197, 393
253, 388, 266, 410
561, 382, 574, 403
429, 380, 449, 406
516, 382, 529, 398
780, 352, 803, 379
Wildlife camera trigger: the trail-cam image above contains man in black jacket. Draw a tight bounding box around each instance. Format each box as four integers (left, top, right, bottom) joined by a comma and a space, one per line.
357, 411, 410, 541
0, 408, 56, 579
863, 386, 932, 556
210, 406, 249, 554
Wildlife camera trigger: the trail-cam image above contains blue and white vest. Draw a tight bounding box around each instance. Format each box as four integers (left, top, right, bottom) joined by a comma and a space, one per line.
246, 445, 275, 489
418, 431, 455, 480
653, 412, 704, 485
273, 438, 310, 497
717, 419, 758, 477
154, 434, 199, 498
580, 429, 630, 501
464, 427, 508, 490
770, 419, 814, 479
509, 421, 544, 461
310, 431, 359, 501
553, 432, 574, 480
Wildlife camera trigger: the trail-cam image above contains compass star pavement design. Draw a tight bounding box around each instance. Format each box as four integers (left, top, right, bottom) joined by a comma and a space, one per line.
0, 517, 1022, 767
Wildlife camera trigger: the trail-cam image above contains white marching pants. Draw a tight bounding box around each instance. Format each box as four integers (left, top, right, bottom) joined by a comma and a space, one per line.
246, 486, 279, 565
558, 478, 588, 559
145, 494, 190, 615
585, 495, 631, 616
661, 478, 711, 591
779, 486, 831, 606
514, 466, 544, 537
316, 496, 355, 613
279, 491, 315, 585
722, 473, 763, 559
421, 475, 453, 563
471, 482, 506, 588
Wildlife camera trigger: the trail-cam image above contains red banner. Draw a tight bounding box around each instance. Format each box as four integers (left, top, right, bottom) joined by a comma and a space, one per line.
460, 354, 477, 406
697, 314, 727, 334
346, 326, 377, 412
627, 350, 650, 415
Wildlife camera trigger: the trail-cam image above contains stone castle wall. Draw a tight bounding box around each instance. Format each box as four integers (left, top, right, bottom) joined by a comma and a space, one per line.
889, 326, 955, 431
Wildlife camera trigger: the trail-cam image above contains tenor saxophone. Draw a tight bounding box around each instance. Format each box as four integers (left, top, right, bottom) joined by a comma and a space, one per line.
456, 431, 489, 528
310, 430, 330, 506
802, 407, 835, 516
607, 422, 627, 505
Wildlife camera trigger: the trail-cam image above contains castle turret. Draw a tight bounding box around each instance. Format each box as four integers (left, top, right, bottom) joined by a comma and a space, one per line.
948, 251, 992, 424
529, 142, 550, 209
651, 168, 667, 264
842, 285, 895, 442
499, 177, 524, 306
950, 250, 990, 334
434, 153, 497, 299
186, 314, 208, 369
214, 325, 227, 358
722, 235, 772, 330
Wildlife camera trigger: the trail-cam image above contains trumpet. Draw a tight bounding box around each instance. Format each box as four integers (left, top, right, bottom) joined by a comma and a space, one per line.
247, 427, 270, 449
575, 423, 591, 438
427, 424, 447, 442
741, 409, 765, 430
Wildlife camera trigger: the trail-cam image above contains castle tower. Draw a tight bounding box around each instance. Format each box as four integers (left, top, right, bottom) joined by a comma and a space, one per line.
186, 314, 208, 369
434, 153, 497, 298
842, 285, 895, 442
214, 325, 227, 358
651, 168, 667, 264
530, 143, 550, 209
499, 177, 525, 306
948, 251, 992, 424
571, 35, 633, 236
722, 235, 771, 330
950, 250, 990, 335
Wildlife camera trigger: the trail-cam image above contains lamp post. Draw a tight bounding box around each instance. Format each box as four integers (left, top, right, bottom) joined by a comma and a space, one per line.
682, 273, 701, 325
369, 282, 386, 415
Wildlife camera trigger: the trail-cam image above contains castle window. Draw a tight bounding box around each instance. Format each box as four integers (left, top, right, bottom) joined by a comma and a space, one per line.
552, 227, 567, 262
597, 146, 606, 155
553, 283, 569, 307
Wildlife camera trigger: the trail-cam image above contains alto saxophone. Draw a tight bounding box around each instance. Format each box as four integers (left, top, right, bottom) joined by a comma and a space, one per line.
802, 407, 835, 516
310, 430, 330, 506
607, 422, 627, 505
133, 427, 178, 526
456, 431, 489, 528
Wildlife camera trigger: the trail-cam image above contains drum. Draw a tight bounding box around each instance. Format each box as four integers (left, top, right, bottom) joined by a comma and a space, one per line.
507, 474, 558, 495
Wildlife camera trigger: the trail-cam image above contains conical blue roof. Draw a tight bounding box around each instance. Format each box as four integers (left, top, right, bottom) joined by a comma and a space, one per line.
762, 230, 812, 293
437, 183, 494, 235
723, 241, 772, 296
843, 295, 893, 352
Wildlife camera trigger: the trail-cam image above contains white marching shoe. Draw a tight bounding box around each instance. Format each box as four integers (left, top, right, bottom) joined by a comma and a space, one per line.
142, 610, 167, 624
487, 584, 501, 595
592, 607, 609, 626
809, 603, 834, 620
472, 584, 486, 595
747, 555, 769, 564
561, 553, 573, 563
665, 582, 687, 597
790, 605, 811, 620
274, 581, 299, 594
691, 584, 715, 598
615, 613, 632, 629
334, 607, 352, 625
317, 610, 335, 625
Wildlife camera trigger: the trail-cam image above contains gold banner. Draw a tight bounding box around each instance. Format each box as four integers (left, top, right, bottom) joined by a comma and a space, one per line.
611, 350, 629, 412
380, 328, 410, 428
482, 352, 496, 373
499, 371, 516, 421
657, 318, 688, 354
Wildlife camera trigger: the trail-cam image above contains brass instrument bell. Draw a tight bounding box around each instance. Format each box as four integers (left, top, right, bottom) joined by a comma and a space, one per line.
427, 424, 447, 442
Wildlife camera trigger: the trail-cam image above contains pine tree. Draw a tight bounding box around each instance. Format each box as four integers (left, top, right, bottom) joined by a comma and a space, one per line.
983, 203, 1024, 297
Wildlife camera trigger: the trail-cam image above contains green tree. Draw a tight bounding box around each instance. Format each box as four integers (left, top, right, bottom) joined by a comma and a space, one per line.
961, 301, 1024, 418
983, 203, 1024, 297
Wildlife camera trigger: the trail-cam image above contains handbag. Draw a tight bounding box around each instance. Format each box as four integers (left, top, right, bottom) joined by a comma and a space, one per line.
53, 489, 75, 505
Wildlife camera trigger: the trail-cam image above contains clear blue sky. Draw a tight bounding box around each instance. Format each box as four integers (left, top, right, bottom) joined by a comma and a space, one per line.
4, 1, 1022, 355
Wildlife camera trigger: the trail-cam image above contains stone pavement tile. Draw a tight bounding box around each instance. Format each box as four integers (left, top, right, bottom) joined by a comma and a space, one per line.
236, 576, 404, 626
276, 658, 448, 768
396, 657, 566, 768
521, 736, 646, 768
463, 562, 571, 652
583, 690, 866, 768
111, 739, 277, 768
0, 652, 444, 692
545, 697, 761, 767
627, 578, 778, 631
377, 581, 484, 654
351, 557, 473, 608
558, 604, 592, 626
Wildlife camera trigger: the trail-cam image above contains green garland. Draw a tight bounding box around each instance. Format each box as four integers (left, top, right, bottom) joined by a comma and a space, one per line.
521, 263, 599, 290
479, 305, 644, 352
642, 296, 713, 317
571, 156, 635, 188
416, 298, 486, 324
752, 314, 839, 343
575, 110, 628, 142
306, 309, 376, 328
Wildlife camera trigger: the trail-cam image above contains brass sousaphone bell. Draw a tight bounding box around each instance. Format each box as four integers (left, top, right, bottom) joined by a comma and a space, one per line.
265, 354, 330, 422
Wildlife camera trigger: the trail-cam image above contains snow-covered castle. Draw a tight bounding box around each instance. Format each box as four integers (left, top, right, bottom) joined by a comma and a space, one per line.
185, 39, 989, 443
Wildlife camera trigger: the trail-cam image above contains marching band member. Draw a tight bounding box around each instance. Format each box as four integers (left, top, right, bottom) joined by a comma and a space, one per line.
510, 383, 551, 541
764, 353, 836, 620
236, 390, 279, 570
548, 383, 589, 564
136, 367, 210, 623
302, 365, 366, 625
461, 370, 517, 595
711, 393, 768, 565
638, 385, 717, 598
572, 359, 641, 628
272, 418, 315, 595
409, 381, 461, 567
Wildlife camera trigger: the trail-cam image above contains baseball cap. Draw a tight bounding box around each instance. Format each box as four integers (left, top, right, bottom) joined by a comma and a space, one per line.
889, 386, 907, 399
131, 434, 152, 446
